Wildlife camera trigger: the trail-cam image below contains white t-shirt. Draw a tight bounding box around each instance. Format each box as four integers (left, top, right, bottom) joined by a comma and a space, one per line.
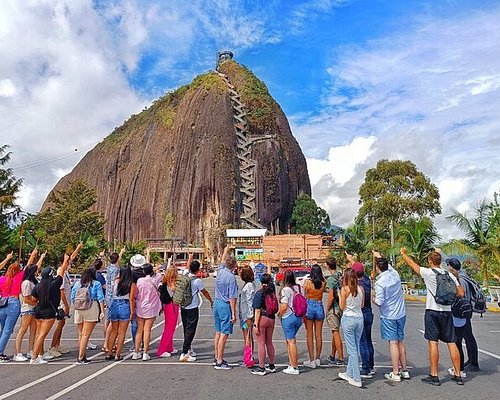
20, 280, 35, 313
421, 267, 460, 312
184, 274, 204, 310
59, 271, 71, 308
280, 285, 300, 319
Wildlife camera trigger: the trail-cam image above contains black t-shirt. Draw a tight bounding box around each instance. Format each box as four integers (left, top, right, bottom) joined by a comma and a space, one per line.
132, 267, 145, 284
32, 276, 63, 318
252, 284, 276, 320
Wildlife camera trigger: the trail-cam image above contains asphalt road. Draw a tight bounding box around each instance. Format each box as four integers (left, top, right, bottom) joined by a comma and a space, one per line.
1, 277, 499, 400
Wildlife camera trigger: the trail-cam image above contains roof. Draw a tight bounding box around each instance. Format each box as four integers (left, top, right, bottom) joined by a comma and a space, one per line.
226, 229, 267, 238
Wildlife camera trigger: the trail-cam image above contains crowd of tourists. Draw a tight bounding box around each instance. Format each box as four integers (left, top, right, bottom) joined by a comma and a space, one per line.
0, 242, 483, 388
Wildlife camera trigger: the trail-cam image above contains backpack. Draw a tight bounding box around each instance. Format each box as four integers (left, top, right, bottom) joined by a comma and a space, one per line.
73, 284, 92, 310
173, 275, 193, 308
451, 296, 473, 319
263, 291, 279, 315
430, 269, 457, 306
462, 275, 487, 316
291, 286, 307, 317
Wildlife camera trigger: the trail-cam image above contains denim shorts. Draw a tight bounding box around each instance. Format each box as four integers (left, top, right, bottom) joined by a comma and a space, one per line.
306, 299, 325, 321
109, 299, 131, 322
380, 315, 406, 341
21, 310, 35, 316
214, 299, 233, 335
281, 314, 302, 340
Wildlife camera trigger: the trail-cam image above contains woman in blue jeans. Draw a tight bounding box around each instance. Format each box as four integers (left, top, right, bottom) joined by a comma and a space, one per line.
339, 267, 365, 388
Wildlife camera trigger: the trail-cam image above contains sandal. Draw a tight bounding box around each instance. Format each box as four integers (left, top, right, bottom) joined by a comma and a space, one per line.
114, 356, 123, 361
105, 355, 114, 361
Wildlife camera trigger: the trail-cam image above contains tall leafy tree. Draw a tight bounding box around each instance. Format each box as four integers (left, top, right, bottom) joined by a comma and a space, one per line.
357, 159, 441, 237
290, 193, 331, 235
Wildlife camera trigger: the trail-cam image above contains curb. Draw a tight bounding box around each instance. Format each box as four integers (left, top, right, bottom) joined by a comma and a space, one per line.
404, 295, 500, 313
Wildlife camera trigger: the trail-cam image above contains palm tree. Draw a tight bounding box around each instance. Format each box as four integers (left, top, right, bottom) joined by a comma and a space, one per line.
446, 198, 500, 286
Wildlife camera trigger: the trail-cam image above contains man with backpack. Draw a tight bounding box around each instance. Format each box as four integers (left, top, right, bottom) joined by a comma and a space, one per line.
445, 257, 481, 374
400, 247, 465, 386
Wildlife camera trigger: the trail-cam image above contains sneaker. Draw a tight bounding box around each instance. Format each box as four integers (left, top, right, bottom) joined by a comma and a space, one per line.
86, 342, 97, 350
0, 354, 10, 363
129, 346, 135, 352
26, 351, 33, 359
464, 364, 480, 372
75, 358, 91, 365
212, 358, 227, 366
360, 369, 373, 379
451, 375, 464, 386
369, 369, 376, 375
334, 359, 345, 366
338, 372, 350, 382
55, 345, 70, 354
48, 347, 62, 358
303, 360, 316, 369
179, 353, 196, 362
13, 353, 28, 362
314, 358, 321, 367
283, 365, 300, 375
385, 372, 401, 382
348, 378, 362, 388
42, 353, 55, 361
421, 375, 441, 386
448, 367, 466, 378
159, 352, 172, 358
214, 361, 232, 370
266, 364, 277, 373
170, 348, 178, 355
327, 355, 336, 365
132, 352, 142, 360
188, 348, 197, 357
30, 356, 48, 365
142, 352, 151, 361
400, 369, 410, 379
251, 366, 266, 376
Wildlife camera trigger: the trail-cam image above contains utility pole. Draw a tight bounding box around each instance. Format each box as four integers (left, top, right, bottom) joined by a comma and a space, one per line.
390, 219, 396, 267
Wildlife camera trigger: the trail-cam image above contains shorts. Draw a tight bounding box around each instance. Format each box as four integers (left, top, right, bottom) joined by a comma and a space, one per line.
326, 308, 342, 330
21, 310, 35, 316
214, 299, 233, 335
74, 301, 100, 324
306, 299, 325, 320
424, 309, 455, 343
281, 314, 302, 340
109, 299, 131, 322
381, 316, 406, 341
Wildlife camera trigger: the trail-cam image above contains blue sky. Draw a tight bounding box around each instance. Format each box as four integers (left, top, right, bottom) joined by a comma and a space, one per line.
1, 0, 500, 239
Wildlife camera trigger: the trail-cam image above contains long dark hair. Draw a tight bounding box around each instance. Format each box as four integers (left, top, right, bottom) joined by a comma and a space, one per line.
80, 267, 96, 286
116, 266, 133, 296
309, 264, 325, 289
37, 275, 53, 306
283, 270, 296, 287
23, 264, 38, 286
260, 273, 274, 296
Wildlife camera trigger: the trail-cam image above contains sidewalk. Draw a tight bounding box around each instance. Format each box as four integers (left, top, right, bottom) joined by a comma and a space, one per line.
404, 294, 500, 312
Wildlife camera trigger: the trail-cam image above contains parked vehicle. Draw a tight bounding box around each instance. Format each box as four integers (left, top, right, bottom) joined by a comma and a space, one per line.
275, 267, 311, 285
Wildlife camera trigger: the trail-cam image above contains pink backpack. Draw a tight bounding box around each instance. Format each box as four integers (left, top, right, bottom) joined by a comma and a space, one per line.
292, 286, 307, 317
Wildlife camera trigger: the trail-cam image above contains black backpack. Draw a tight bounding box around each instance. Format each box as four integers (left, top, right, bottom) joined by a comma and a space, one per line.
451, 296, 472, 319
430, 269, 456, 306
462, 275, 487, 316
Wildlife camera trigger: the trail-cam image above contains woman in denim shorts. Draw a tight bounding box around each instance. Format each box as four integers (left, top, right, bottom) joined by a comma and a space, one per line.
106, 266, 136, 361
303, 264, 326, 369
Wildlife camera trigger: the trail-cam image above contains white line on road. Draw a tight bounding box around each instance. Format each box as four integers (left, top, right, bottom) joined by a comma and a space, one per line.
417, 329, 500, 361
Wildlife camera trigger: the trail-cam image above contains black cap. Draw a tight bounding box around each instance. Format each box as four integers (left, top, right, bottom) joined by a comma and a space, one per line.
446, 258, 461, 270
41, 266, 53, 277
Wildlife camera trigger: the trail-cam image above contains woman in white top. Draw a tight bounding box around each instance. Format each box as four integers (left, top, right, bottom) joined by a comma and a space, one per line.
338, 267, 364, 388
239, 266, 256, 367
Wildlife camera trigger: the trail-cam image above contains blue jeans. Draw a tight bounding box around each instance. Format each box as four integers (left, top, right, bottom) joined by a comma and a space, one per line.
341, 315, 363, 382
0, 298, 21, 354
131, 316, 137, 346
359, 309, 374, 371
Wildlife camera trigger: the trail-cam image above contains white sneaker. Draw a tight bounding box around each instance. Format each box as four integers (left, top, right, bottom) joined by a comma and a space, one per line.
159, 352, 171, 358
170, 348, 178, 355
13, 353, 28, 362
188, 348, 197, 357
56, 345, 70, 354
338, 372, 350, 382
26, 351, 33, 359
448, 367, 466, 378
348, 378, 362, 388
86, 342, 97, 350
42, 353, 54, 361
283, 365, 300, 375
142, 352, 151, 361
314, 358, 321, 367
179, 353, 196, 362
132, 352, 141, 360
385, 372, 402, 382
303, 360, 316, 369
48, 347, 62, 358
400, 369, 410, 379
30, 356, 48, 365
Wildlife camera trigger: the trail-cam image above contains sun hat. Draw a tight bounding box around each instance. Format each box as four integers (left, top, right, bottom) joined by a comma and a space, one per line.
130, 254, 146, 267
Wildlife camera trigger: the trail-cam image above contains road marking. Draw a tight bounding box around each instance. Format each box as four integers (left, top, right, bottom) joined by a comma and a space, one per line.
0, 320, 166, 400
45, 320, 181, 400
417, 329, 500, 361
490, 330, 500, 333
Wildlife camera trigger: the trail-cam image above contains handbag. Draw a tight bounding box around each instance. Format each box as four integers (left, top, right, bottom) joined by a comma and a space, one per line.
0, 279, 13, 308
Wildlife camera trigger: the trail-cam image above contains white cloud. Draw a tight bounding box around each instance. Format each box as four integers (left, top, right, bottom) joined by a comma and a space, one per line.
0, 79, 16, 97
294, 9, 500, 239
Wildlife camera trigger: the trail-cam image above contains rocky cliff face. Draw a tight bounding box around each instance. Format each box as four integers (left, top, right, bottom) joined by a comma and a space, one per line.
43, 60, 311, 258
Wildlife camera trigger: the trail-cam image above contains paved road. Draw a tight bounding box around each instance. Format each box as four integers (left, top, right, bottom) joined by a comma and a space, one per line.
1, 277, 499, 400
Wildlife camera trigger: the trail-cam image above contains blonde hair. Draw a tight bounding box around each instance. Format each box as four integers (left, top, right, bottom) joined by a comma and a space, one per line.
163, 267, 178, 289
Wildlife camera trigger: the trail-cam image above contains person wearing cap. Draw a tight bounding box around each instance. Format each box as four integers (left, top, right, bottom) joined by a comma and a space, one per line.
400, 247, 464, 386
372, 250, 409, 382
129, 254, 146, 349
445, 256, 480, 375
346, 252, 374, 379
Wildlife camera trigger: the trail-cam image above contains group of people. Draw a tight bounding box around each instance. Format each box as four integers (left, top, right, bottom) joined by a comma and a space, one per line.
0, 243, 482, 388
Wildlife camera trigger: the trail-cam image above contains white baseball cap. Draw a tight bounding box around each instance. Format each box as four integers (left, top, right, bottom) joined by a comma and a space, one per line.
130, 254, 146, 267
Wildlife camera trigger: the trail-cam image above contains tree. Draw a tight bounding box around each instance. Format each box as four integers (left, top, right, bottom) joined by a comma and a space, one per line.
446, 197, 500, 286
357, 159, 441, 237
0, 145, 23, 254
290, 193, 331, 235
